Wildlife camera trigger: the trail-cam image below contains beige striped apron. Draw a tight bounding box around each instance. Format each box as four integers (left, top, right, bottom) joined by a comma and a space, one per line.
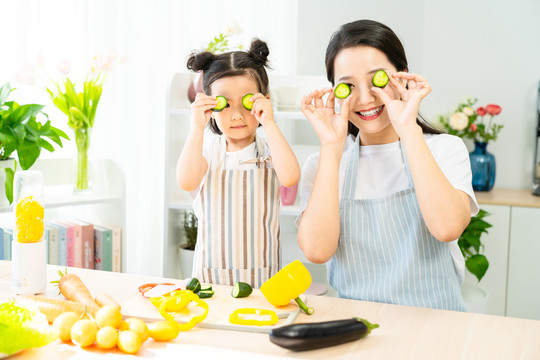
192, 136, 281, 288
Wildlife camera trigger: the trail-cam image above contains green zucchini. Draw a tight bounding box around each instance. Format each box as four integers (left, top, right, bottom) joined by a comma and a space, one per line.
269, 318, 379, 351
187, 277, 201, 293
242, 93, 254, 110
212, 95, 228, 112
372, 70, 389, 88
231, 282, 253, 298
334, 83, 351, 99
198, 290, 214, 299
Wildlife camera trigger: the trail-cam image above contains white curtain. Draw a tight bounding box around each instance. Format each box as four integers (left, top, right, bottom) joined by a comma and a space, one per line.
0, 0, 298, 276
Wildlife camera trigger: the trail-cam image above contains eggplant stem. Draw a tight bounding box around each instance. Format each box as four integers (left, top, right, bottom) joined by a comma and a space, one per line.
294, 297, 314, 315
354, 317, 380, 333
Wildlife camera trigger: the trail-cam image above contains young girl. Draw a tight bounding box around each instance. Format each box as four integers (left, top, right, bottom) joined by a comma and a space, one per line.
297, 20, 478, 311
177, 39, 300, 288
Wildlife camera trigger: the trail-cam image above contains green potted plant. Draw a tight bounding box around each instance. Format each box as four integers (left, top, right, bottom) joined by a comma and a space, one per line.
178, 209, 198, 279
459, 209, 491, 282
0, 83, 69, 204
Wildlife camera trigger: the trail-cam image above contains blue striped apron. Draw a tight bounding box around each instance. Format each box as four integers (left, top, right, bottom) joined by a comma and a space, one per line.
328, 135, 466, 311
192, 136, 281, 288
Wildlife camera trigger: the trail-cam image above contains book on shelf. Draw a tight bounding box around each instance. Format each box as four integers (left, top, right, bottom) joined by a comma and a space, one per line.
3, 228, 12, 261
51, 221, 76, 267
71, 220, 95, 270
94, 225, 113, 271
0, 227, 3, 260
44, 224, 58, 265
96, 224, 122, 272
46, 222, 67, 266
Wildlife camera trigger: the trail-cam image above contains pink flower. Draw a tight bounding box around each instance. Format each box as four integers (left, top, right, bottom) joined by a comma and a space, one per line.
476, 107, 486, 116
470, 123, 477, 132
57, 60, 71, 75
485, 104, 502, 116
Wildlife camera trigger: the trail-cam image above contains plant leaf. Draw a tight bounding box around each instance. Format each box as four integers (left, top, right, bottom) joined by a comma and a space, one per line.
4, 165, 15, 204
465, 254, 489, 282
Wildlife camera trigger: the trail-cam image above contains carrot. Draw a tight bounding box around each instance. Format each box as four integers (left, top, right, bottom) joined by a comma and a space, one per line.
16, 295, 100, 323
95, 293, 121, 311
52, 270, 99, 308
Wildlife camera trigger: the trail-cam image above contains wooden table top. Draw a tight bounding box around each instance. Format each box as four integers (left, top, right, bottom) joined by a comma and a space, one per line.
1, 261, 540, 359
475, 188, 540, 208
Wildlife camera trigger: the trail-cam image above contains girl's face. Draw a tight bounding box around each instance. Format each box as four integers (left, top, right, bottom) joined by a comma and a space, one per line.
334, 46, 402, 144
210, 74, 261, 151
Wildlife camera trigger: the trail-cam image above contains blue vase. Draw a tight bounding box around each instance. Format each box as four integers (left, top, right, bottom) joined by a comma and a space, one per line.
470, 141, 496, 191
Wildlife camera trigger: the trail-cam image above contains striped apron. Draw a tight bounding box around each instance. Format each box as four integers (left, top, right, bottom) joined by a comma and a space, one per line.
192, 136, 281, 288
328, 135, 466, 311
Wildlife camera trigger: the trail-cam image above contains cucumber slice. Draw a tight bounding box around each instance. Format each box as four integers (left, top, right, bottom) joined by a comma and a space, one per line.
187, 277, 201, 293
212, 96, 228, 112
200, 284, 212, 292
231, 282, 253, 298
372, 70, 389, 88
242, 93, 254, 110
198, 290, 215, 299
334, 83, 351, 99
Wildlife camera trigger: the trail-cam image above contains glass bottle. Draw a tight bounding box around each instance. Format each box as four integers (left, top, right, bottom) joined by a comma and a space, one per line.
11, 170, 47, 295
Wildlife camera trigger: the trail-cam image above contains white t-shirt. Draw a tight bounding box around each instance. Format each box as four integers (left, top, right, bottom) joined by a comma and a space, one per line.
296, 133, 479, 283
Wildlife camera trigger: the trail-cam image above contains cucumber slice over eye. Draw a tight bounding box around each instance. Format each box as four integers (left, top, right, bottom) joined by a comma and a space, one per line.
231, 282, 253, 298
212, 96, 228, 112
372, 70, 389, 88
242, 93, 254, 110
334, 83, 351, 99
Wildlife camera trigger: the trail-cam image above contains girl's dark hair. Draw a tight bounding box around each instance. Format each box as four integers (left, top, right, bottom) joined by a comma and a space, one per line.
325, 19, 442, 136
187, 39, 271, 135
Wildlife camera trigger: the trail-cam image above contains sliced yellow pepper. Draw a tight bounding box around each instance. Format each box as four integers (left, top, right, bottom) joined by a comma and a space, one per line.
149, 290, 208, 331
229, 308, 279, 326
260, 260, 314, 315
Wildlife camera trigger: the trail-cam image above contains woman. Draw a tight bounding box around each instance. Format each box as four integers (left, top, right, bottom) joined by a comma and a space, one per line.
297, 19, 478, 311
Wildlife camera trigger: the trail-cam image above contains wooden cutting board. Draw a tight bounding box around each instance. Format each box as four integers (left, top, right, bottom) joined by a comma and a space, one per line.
120, 283, 304, 334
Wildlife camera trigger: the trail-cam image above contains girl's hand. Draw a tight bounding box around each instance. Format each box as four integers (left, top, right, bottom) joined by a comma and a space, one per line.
301, 88, 351, 146
191, 92, 218, 130
371, 72, 431, 136
249, 93, 274, 126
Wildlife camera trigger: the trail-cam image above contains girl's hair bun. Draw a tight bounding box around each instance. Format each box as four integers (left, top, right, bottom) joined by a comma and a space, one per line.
248, 39, 270, 66
187, 51, 217, 72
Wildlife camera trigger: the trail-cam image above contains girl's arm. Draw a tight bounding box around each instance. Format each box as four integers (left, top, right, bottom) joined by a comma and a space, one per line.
250, 93, 300, 187
296, 89, 351, 264
373, 72, 471, 242
176, 93, 217, 191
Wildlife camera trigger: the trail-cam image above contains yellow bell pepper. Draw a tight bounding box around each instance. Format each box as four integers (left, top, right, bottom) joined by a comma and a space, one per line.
260, 260, 314, 315
150, 290, 208, 331
229, 308, 279, 326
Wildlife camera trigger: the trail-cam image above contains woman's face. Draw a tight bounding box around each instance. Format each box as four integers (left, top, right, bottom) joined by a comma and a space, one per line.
333, 45, 402, 143
210, 74, 261, 151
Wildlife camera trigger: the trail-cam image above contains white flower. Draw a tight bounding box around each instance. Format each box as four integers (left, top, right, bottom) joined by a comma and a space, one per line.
449, 112, 469, 131
57, 60, 71, 75
462, 106, 474, 116
224, 18, 243, 37
13, 71, 35, 85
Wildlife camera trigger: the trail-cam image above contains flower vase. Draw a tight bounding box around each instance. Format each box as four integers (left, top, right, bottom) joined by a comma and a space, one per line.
470, 141, 496, 191
74, 127, 91, 193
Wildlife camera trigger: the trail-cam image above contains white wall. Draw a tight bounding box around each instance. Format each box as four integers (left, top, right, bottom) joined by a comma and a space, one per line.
296, 0, 540, 190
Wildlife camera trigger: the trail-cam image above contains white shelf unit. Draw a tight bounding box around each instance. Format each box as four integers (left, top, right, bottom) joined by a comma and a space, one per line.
163, 72, 330, 281
0, 158, 126, 271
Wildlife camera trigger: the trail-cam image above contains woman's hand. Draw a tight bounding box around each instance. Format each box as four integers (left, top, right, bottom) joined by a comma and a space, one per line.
371, 72, 431, 137
301, 88, 351, 146
191, 93, 217, 130
249, 93, 274, 127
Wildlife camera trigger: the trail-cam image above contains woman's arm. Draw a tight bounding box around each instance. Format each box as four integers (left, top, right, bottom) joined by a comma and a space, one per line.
373, 73, 471, 242
176, 93, 216, 191
250, 93, 300, 187
296, 88, 351, 263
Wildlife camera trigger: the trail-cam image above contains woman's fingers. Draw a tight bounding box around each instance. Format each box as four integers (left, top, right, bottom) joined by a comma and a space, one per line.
371, 86, 393, 105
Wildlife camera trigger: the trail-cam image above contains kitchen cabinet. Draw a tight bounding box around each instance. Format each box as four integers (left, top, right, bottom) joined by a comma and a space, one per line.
0, 158, 126, 271
475, 188, 540, 320
163, 72, 328, 283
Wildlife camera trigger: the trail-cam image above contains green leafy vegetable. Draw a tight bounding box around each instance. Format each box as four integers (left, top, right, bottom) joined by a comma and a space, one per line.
0, 301, 57, 356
